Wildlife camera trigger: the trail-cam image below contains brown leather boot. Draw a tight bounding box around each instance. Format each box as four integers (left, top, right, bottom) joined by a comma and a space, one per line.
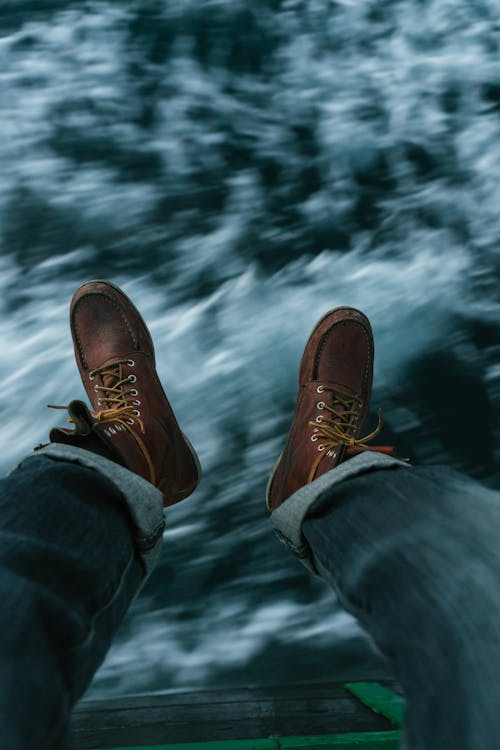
50, 280, 201, 507
266, 307, 393, 512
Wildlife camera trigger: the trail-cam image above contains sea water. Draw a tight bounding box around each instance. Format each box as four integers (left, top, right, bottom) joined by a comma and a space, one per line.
0, 0, 499, 698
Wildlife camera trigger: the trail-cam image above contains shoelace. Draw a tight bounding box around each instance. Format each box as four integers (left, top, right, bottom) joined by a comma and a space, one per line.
49, 359, 155, 483
90, 360, 145, 432
307, 385, 391, 483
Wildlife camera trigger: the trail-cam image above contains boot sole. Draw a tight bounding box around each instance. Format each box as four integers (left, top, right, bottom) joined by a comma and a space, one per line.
266, 451, 282, 512
182, 431, 203, 489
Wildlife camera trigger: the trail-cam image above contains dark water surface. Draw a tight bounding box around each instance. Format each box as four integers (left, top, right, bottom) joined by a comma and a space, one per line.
1, 0, 499, 698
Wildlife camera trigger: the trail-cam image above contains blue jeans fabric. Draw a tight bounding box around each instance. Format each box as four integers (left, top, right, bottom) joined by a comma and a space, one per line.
303, 464, 500, 750
33, 443, 165, 576
0, 454, 144, 750
270, 451, 406, 571
2, 450, 500, 749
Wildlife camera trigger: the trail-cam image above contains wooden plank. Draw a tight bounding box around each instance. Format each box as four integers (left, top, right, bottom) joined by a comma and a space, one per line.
93, 731, 401, 750
71, 682, 401, 749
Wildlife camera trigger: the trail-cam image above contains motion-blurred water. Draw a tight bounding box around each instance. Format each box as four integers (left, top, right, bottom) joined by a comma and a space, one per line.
1, 0, 499, 699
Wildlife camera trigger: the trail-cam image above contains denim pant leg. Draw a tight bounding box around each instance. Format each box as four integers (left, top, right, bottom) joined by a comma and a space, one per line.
0, 454, 147, 750
302, 465, 500, 750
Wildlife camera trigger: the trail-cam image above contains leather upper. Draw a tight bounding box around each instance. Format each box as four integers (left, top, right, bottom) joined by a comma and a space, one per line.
267, 307, 374, 511
64, 280, 201, 507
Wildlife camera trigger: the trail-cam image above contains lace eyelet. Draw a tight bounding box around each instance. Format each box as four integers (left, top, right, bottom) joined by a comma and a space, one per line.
316, 416, 323, 423
317, 401, 325, 410
130, 389, 138, 396
89, 372, 95, 381
318, 444, 326, 452
311, 435, 318, 442
128, 374, 137, 383
127, 359, 135, 367
133, 400, 141, 406
316, 385, 324, 393
133, 409, 141, 416
94, 384, 99, 392
126, 418, 135, 425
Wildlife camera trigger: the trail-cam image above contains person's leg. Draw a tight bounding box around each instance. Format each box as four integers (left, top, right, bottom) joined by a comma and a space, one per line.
0, 453, 144, 750
0, 280, 201, 748
267, 306, 500, 749
302, 464, 500, 750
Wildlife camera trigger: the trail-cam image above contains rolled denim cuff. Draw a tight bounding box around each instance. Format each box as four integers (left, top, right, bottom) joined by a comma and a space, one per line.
16, 444, 165, 577
270, 452, 407, 574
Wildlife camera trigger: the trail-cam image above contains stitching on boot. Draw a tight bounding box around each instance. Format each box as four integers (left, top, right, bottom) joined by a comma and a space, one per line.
72, 292, 138, 370
314, 319, 372, 391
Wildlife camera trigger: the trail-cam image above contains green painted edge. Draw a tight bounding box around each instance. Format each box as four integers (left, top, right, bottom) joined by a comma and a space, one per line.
107, 740, 278, 750
281, 732, 401, 749
109, 730, 401, 750
344, 683, 405, 728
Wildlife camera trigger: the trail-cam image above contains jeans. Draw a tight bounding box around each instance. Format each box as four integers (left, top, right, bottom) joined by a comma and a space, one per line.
0, 454, 146, 749
2, 447, 500, 749
302, 465, 500, 750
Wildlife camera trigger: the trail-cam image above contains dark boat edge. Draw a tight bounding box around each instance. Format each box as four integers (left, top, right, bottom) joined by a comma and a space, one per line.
71, 680, 404, 749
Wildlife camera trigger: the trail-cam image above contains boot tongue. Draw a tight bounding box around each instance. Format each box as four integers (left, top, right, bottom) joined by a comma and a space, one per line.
315, 380, 358, 398
312, 380, 359, 427
313, 380, 358, 401
95, 355, 134, 391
